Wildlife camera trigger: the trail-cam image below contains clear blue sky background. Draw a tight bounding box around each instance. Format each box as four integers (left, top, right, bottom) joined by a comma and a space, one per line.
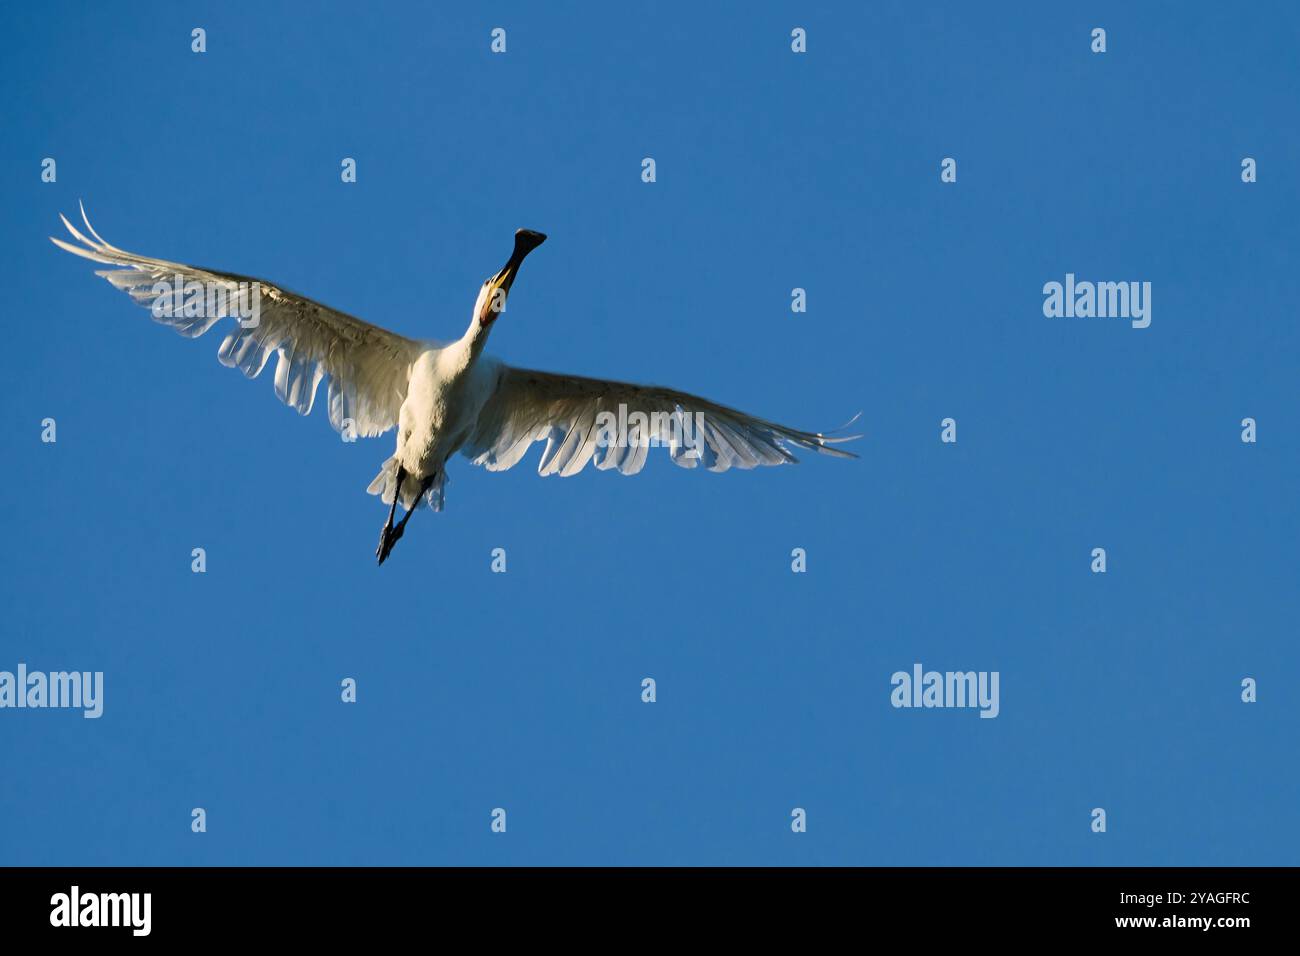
1, 1, 1296, 866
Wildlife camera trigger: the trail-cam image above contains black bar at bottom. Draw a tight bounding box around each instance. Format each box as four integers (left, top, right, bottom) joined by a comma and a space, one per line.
0, 866, 1277, 940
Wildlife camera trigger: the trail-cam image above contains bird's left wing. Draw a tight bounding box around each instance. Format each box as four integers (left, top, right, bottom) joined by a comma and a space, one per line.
463, 365, 860, 476
51, 206, 422, 437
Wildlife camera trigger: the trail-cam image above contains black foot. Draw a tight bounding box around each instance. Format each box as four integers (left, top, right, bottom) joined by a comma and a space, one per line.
376, 522, 406, 566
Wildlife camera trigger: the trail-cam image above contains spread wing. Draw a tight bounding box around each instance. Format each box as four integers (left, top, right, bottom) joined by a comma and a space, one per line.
51, 205, 422, 437
464, 365, 860, 476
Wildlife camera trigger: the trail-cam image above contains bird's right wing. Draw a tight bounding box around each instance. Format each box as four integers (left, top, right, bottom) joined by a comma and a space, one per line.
463, 365, 860, 476
51, 206, 423, 437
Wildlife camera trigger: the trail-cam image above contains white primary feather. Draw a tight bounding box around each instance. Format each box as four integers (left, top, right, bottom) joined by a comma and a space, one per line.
50, 205, 422, 437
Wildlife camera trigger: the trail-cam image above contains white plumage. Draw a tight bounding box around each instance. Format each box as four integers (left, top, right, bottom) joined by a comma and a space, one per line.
52, 207, 859, 564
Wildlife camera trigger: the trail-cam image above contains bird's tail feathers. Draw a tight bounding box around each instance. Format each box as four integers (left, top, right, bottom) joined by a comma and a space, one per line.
366, 457, 446, 512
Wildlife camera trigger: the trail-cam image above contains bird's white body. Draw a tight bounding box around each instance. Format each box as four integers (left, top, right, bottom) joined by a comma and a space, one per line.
391, 334, 500, 504
52, 207, 859, 564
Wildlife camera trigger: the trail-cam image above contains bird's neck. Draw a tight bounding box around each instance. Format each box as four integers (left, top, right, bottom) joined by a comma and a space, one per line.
463, 311, 494, 359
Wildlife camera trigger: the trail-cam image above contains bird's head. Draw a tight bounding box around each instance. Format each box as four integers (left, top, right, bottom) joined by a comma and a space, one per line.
476, 228, 547, 327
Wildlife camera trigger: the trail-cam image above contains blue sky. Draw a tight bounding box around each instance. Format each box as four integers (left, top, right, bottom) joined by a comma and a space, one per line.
1, 1, 1297, 865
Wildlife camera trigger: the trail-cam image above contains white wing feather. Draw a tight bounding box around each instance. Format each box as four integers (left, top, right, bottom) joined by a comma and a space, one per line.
51, 206, 422, 437
464, 366, 860, 476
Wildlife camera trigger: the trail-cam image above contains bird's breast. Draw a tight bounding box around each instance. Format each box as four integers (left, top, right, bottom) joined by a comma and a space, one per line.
395, 347, 492, 476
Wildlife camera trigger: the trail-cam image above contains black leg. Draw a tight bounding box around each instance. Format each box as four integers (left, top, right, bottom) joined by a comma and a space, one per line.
376, 464, 407, 565
376, 473, 433, 566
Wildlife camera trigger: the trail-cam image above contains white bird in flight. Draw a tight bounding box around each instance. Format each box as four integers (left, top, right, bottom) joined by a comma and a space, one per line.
52, 206, 860, 564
